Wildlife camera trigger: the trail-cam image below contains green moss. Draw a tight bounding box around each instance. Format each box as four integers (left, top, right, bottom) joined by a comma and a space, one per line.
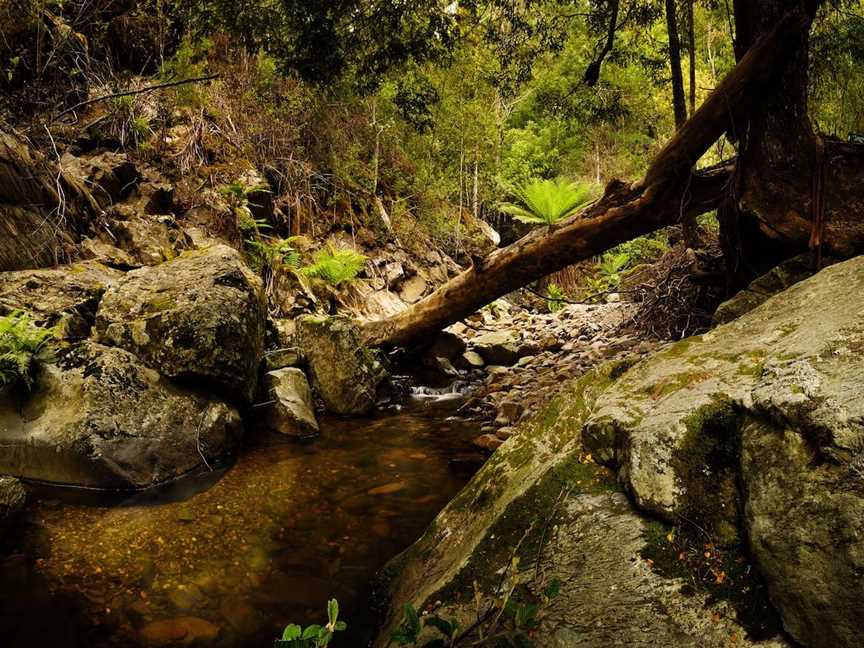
144, 296, 176, 313
433, 457, 618, 604
671, 398, 743, 546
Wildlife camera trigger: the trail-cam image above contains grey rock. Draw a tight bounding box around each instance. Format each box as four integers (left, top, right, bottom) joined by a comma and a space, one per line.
713, 254, 836, 326
0, 342, 242, 489
263, 347, 304, 372
295, 315, 386, 416
581, 256, 864, 647
262, 368, 319, 438
95, 244, 266, 404
471, 330, 519, 366
399, 275, 428, 303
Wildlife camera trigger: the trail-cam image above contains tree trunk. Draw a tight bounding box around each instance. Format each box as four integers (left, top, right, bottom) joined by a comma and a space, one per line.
584, 0, 621, 86
728, 0, 864, 271
688, 0, 697, 115
665, 0, 688, 129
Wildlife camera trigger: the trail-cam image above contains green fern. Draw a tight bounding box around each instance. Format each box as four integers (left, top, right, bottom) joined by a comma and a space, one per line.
499, 178, 593, 226
246, 237, 302, 270
0, 310, 56, 390
300, 245, 367, 286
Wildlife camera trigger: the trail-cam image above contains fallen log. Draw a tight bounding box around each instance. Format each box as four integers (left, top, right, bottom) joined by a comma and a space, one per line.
361, 9, 813, 349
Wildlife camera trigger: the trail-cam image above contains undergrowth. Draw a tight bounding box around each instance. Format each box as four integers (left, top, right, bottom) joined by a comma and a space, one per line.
0, 310, 56, 391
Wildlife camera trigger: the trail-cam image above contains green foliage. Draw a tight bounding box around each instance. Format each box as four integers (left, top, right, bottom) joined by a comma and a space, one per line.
245, 237, 302, 270
545, 283, 565, 313
280, 598, 347, 647
159, 37, 212, 107
219, 178, 270, 231
388, 569, 562, 647
300, 245, 368, 286
584, 235, 668, 296
0, 311, 56, 391
499, 178, 593, 226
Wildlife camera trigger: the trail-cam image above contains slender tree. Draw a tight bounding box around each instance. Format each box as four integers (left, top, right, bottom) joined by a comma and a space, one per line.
665, 0, 688, 129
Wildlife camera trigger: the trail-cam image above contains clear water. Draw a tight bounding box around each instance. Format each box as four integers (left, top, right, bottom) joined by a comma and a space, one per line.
0, 395, 483, 647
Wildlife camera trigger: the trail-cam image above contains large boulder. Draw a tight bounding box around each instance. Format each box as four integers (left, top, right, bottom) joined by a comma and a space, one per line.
373, 364, 789, 648
0, 342, 242, 490
95, 245, 266, 403
295, 315, 386, 416
0, 262, 121, 338
581, 256, 864, 647
262, 368, 319, 438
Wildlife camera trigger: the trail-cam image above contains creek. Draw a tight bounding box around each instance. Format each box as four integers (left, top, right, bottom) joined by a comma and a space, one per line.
0, 387, 482, 648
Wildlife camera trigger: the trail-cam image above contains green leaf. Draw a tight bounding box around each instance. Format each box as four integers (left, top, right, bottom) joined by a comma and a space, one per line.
544, 578, 562, 600
423, 615, 456, 638
334, 621, 347, 631
302, 624, 322, 639
282, 624, 302, 640
328, 598, 339, 626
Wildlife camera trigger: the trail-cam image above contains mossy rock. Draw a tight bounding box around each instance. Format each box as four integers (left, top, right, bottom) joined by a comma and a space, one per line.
95, 244, 266, 404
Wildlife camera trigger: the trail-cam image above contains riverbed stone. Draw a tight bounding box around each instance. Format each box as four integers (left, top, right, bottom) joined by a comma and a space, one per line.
262, 368, 319, 438
470, 330, 519, 366
95, 244, 266, 403
0, 342, 242, 490
295, 315, 386, 416
263, 347, 304, 372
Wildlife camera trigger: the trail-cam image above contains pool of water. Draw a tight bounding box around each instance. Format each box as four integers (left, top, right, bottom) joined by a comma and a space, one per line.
0, 394, 483, 647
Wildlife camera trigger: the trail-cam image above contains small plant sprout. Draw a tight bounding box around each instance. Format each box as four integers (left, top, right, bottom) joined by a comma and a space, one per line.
279, 599, 347, 647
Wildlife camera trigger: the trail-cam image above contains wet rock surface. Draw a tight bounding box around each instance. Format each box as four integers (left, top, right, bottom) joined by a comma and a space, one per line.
0, 476, 25, 530
262, 367, 319, 438
295, 315, 386, 416
0, 342, 242, 489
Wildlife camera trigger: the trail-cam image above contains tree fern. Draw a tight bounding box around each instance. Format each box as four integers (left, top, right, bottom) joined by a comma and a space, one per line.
0, 310, 56, 390
500, 178, 593, 226
300, 245, 368, 286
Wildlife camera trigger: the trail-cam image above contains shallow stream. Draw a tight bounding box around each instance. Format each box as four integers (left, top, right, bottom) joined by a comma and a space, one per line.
0, 391, 482, 647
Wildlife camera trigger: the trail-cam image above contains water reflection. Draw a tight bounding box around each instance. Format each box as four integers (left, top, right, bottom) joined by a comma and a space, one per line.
0, 395, 483, 647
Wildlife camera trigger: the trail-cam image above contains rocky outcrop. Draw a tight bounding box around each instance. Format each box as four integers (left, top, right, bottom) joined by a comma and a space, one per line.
0, 261, 121, 339
373, 364, 789, 648
262, 368, 319, 438
95, 245, 266, 403
295, 315, 386, 416
579, 256, 864, 648
0, 342, 241, 490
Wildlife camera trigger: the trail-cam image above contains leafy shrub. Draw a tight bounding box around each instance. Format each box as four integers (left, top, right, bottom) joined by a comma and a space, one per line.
279, 599, 346, 647
546, 283, 565, 313
0, 310, 56, 391
219, 178, 271, 232
300, 245, 368, 286
499, 178, 593, 226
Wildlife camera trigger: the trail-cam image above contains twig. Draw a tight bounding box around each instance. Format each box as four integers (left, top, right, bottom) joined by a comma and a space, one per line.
52, 74, 220, 122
